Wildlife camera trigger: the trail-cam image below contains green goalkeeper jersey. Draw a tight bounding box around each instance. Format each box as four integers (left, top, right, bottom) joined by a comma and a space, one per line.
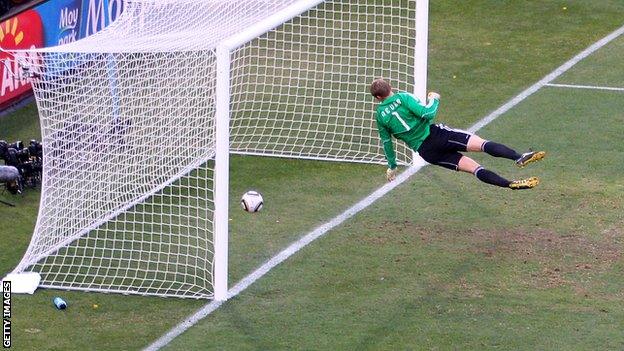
375, 92, 440, 169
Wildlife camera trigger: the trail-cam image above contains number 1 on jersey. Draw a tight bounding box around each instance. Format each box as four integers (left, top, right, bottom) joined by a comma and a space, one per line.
392, 111, 411, 132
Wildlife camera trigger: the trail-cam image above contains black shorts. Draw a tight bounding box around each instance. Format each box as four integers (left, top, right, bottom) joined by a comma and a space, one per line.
417, 124, 473, 171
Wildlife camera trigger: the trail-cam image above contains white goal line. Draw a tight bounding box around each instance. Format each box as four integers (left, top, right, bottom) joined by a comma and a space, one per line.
546, 83, 624, 92
144, 23, 624, 351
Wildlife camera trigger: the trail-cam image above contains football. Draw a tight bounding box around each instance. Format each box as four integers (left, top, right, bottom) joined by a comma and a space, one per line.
240, 190, 264, 213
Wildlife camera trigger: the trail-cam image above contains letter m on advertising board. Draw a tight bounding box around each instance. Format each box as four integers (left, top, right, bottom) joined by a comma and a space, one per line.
83, 0, 123, 37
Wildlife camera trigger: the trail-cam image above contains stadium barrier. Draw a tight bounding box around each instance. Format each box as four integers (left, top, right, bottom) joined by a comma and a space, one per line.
0, 0, 123, 111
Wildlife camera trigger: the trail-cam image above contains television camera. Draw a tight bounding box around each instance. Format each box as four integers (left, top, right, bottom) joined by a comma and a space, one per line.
0, 139, 43, 195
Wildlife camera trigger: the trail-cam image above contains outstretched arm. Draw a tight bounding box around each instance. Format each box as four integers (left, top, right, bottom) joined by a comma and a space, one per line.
377, 122, 398, 181
405, 92, 440, 122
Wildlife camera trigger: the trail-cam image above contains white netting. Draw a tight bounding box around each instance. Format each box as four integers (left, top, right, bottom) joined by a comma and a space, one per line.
11, 0, 417, 299
230, 2, 416, 161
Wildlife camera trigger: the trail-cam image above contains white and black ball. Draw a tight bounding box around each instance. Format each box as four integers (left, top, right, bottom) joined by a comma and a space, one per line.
240, 190, 263, 213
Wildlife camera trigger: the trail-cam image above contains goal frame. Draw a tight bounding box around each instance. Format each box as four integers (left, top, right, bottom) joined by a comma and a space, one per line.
212, 0, 430, 301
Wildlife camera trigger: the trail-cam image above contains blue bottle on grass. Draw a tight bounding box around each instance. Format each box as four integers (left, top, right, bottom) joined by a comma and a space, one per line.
53, 297, 67, 310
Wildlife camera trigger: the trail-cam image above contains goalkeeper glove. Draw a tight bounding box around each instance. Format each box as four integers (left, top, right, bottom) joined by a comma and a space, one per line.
386, 167, 397, 182
427, 92, 441, 101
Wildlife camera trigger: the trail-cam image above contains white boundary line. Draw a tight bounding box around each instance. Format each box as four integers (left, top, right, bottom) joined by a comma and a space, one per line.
144, 23, 624, 351
467, 25, 624, 133
546, 83, 624, 92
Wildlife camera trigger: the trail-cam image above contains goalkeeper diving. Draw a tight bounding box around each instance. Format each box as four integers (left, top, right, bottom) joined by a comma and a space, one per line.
371, 78, 545, 189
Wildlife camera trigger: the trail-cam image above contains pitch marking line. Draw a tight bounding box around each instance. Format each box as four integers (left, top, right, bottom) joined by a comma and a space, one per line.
144, 23, 624, 351
546, 83, 624, 92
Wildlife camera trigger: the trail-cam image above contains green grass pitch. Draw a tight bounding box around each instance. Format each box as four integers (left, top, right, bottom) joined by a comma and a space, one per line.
1, 1, 624, 350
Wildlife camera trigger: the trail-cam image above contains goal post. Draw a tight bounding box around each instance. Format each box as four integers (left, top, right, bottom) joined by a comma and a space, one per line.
415, 0, 430, 100
5, 0, 429, 300
414, 0, 430, 161
213, 45, 231, 301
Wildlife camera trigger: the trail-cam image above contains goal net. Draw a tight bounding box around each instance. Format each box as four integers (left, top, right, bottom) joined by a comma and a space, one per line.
7, 0, 426, 299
